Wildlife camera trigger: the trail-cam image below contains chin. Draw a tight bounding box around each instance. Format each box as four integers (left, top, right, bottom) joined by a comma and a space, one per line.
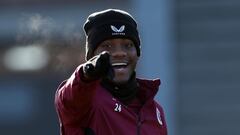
112, 77, 129, 85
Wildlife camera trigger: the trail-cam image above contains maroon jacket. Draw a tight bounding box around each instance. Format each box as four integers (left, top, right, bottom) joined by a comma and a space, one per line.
55, 65, 168, 135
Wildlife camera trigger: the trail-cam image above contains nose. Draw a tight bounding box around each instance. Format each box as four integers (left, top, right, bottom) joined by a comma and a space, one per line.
111, 46, 127, 58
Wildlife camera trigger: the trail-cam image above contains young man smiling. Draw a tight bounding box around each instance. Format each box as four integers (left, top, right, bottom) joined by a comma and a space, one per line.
55, 9, 168, 135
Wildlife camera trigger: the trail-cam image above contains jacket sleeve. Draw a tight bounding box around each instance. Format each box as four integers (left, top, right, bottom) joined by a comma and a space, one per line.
55, 64, 99, 127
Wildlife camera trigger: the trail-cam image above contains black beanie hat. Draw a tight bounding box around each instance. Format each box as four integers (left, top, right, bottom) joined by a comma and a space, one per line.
83, 9, 141, 60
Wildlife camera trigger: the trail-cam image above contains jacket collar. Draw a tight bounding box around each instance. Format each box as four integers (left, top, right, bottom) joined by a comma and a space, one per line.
101, 72, 139, 104
136, 78, 161, 103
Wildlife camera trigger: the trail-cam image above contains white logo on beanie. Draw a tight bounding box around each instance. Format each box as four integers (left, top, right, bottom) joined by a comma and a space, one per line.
111, 25, 125, 35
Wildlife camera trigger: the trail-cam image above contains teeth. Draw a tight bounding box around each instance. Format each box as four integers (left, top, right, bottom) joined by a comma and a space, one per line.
112, 63, 127, 66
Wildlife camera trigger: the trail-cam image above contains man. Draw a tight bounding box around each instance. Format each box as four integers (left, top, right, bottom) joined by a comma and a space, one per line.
55, 9, 168, 135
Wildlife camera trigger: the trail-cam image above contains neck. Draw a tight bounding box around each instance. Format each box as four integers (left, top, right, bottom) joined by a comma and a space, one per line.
101, 72, 139, 104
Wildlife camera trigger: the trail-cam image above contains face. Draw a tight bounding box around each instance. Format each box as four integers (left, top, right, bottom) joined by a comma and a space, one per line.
94, 38, 139, 84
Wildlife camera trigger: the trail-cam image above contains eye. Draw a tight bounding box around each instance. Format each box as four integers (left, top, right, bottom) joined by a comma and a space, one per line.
125, 43, 134, 48
102, 43, 112, 48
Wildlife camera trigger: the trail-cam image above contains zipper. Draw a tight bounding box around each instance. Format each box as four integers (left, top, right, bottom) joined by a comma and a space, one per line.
136, 114, 141, 135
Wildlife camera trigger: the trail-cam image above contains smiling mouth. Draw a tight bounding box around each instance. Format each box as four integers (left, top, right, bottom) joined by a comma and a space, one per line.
112, 63, 128, 69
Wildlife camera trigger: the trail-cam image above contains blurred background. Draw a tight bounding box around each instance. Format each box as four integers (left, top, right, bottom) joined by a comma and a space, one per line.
0, 0, 240, 135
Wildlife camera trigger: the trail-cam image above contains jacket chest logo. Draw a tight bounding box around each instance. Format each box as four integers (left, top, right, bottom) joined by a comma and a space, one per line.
156, 107, 163, 126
